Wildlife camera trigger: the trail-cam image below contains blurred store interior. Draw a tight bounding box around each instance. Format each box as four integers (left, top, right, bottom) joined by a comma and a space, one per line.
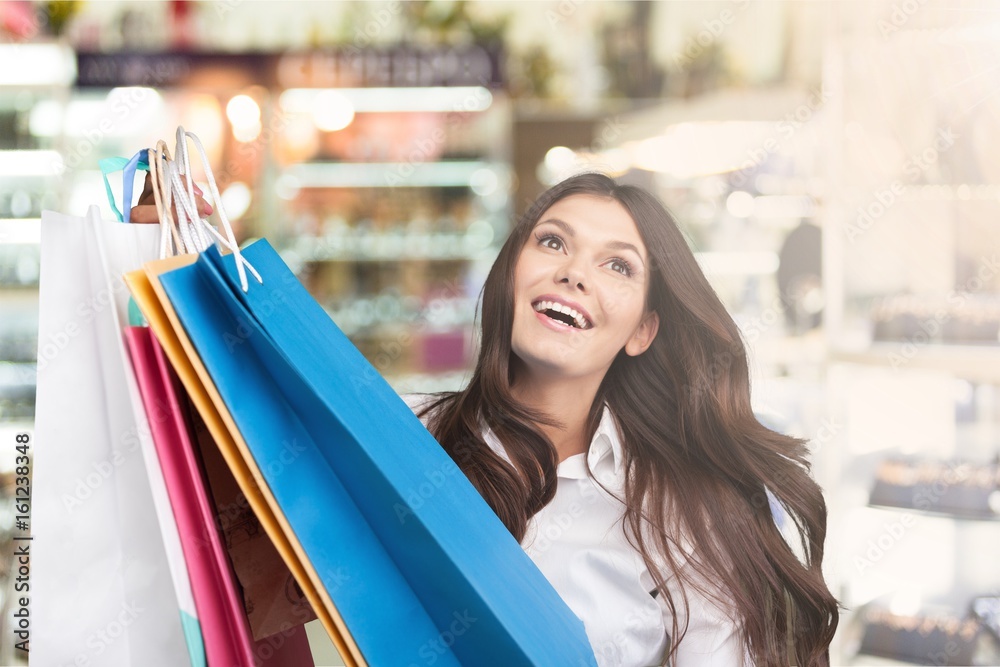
1, 1, 1000, 664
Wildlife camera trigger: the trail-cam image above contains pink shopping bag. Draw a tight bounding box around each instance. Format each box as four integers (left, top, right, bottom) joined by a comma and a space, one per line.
125, 325, 315, 666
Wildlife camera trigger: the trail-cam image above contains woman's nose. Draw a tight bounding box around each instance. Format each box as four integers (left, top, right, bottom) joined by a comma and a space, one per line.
557, 261, 588, 292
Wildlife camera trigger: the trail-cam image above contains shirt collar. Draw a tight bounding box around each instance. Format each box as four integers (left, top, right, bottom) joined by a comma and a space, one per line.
480, 403, 625, 481
583, 402, 624, 480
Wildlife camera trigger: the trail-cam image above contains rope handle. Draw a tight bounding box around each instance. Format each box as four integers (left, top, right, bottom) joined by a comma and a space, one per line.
100, 128, 262, 291
172, 126, 261, 292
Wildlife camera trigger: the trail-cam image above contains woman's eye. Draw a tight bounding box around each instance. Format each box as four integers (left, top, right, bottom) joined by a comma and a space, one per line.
608, 259, 632, 276
539, 235, 563, 251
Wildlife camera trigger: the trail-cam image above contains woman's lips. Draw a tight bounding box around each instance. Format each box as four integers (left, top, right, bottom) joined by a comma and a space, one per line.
531, 295, 593, 329
533, 308, 585, 333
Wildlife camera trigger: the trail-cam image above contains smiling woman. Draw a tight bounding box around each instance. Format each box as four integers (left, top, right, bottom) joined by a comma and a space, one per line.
511, 195, 659, 434
408, 173, 840, 667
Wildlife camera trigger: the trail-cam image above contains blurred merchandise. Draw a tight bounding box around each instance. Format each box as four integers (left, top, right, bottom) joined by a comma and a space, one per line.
855, 606, 994, 666
0, 52, 67, 425
972, 596, 1000, 644
871, 294, 1000, 345
869, 457, 1000, 521
269, 75, 511, 389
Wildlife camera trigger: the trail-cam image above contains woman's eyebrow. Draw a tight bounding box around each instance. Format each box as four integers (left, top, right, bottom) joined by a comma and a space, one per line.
538, 217, 645, 265
539, 217, 575, 237
605, 240, 643, 262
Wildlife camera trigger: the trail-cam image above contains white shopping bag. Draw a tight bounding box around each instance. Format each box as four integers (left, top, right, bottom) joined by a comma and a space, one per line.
32, 202, 197, 667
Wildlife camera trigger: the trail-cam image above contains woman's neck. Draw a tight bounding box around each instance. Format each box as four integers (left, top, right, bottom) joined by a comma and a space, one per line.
510, 369, 603, 463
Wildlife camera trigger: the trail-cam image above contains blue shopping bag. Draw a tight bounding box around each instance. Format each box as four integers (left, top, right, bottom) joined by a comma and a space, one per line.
157, 240, 597, 666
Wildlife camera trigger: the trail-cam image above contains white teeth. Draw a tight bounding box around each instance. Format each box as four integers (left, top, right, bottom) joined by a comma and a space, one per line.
531, 300, 591, 329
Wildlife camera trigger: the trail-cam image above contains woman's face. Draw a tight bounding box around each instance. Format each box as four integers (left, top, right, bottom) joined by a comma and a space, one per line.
510, 194, 659, 382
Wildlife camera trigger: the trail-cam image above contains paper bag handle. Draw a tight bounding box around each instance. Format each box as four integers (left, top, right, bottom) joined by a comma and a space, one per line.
98, 150, 149, 224
171, 126, 261, 292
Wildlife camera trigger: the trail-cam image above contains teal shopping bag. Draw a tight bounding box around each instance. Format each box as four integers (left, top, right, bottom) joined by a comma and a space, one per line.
157, 240, 597, 666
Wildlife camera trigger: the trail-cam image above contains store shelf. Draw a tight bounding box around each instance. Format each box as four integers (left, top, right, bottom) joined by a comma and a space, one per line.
843, 655, 923, 666
831, 344, 1000, 382
0, 42, 75, 88
865, 504, 1000, 524
866, 456, 1000, 521
839, 183, 1000, 201
283, 230, 497, 263
385, 370, 470, 395
0, 219, 41, 245
282, 161, 503, 189
269, 87, 511, 392
324, 303, 477, 338
0, 63, 64, 442
745, 333, 827, 366
279, 86, 493, 114
693, 250, 779, 277
0, 150, 63, 178
853, 613, 984, 667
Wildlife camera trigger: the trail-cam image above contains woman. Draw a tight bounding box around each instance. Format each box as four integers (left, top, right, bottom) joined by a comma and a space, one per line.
134, 172, 839, 666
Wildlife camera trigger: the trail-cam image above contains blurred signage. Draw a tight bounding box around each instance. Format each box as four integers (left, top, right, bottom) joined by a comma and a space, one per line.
75, 45, 503, 89
277, 44, 502, 88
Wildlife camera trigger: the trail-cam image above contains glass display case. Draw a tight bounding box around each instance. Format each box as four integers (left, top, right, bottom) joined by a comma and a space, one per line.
572, 5, 1000, 660
820, 4, 1000, 664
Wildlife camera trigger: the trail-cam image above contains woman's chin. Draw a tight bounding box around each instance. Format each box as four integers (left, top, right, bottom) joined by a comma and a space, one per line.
511, 346, 598, 381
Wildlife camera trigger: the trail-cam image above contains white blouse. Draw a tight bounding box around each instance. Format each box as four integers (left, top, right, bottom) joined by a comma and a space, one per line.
401, 393, 751, 667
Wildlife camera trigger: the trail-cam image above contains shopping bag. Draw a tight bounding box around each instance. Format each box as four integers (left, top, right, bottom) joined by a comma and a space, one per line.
125, 255, 362, 666
32, 205, 196, 667
33, 132, 249, 667
119, 132, 315, 665
150, 239, 598, 666
184, 380, 316, 667
124, 325, 256, 666
124, 126, 362, 664
125, 325, 316, 665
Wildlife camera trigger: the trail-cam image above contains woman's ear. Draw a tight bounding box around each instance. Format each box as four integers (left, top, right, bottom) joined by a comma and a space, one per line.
625, 311, 659, 357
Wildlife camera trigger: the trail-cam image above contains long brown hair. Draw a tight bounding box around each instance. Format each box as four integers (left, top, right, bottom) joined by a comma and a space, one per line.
417, 173, 839, 665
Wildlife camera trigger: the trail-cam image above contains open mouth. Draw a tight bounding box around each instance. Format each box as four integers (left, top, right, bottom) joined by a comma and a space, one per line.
532, 299, 593, 330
